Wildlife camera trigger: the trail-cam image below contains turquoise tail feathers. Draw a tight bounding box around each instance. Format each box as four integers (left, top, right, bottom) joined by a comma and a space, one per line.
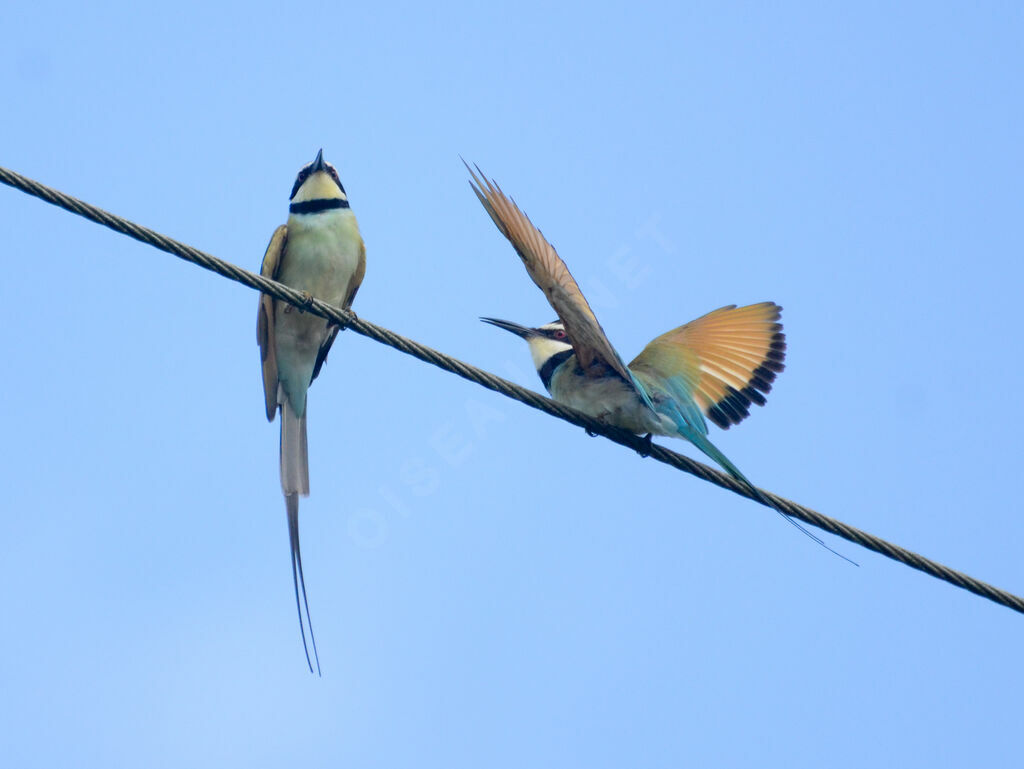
654, 393, 766, 501
677, 423, 763, 501
672, 416, 857, 566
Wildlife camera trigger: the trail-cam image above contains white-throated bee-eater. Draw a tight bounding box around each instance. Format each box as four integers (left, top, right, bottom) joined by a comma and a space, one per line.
257, 149, 366, 674
467, 163, 846, 558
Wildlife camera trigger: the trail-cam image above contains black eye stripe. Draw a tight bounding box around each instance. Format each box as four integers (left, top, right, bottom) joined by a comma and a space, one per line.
289, 165, 346, 200
327, 166, 346, 195
289, 168, 312, 200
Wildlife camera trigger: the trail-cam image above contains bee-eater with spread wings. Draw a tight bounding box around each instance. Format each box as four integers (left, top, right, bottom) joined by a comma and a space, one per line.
258, 150, 366, 674
468, 164, 845, 557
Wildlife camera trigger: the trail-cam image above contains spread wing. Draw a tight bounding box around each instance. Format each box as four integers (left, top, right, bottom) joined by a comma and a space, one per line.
257, 225, 287, 421
630, 302, 786, 430
466, 163, 652, 408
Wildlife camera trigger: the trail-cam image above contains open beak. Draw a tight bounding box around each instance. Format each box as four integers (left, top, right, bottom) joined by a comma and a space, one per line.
480, 317, 535, 339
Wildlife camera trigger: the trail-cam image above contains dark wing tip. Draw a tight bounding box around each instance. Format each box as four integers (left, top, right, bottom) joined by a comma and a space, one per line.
707, 328, 788, 429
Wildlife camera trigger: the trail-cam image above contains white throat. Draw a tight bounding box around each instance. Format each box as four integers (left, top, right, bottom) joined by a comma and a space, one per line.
527, 336, 573, 373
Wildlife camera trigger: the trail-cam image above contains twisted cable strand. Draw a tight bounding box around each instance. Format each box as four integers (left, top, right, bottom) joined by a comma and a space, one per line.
2, 164, 1021, 615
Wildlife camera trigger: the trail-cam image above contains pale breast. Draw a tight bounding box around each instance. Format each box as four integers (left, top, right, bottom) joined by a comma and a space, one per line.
274, 210, 363, 357
550, 365, 669, 435
279, 210, 363, 308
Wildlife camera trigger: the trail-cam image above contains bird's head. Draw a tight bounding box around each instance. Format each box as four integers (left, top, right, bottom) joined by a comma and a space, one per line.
481, 318, 573, 379
289, 148, 347, 205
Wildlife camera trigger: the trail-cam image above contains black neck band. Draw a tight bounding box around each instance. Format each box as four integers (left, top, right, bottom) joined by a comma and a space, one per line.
289, 198, 350, 214
539, 349, 575, 391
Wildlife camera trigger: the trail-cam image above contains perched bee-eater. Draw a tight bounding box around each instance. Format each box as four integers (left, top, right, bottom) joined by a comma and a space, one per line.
257, 149, 366, 674
468, 164, 842, 556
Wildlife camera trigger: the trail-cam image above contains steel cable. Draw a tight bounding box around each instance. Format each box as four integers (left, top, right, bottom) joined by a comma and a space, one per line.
2, 164, 1021, 615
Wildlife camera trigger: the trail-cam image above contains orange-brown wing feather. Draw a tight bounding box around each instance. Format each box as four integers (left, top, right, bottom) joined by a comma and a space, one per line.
257, 225, 287, 421
629, 302, 787, 429
465, 163, 633, 383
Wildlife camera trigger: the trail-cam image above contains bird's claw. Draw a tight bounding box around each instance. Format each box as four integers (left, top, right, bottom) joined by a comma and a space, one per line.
636, 434, 654, 457
340, 308, 358, 330
585, 428, 598, 438
298, 291, 315, 313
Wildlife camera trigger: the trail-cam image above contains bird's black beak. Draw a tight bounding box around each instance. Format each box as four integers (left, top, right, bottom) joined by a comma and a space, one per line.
480, 317, 535, 339
311, 148, 326, 172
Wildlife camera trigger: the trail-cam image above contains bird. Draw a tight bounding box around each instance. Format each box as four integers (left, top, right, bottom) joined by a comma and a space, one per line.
257, 149, 366, 673
467, 163, 849, 560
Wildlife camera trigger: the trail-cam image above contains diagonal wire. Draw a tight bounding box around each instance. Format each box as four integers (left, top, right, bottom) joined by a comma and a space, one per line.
2, 163, 1022, 616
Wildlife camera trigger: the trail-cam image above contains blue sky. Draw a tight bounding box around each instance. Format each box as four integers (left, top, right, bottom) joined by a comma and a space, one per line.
2, 2, 1022, 767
